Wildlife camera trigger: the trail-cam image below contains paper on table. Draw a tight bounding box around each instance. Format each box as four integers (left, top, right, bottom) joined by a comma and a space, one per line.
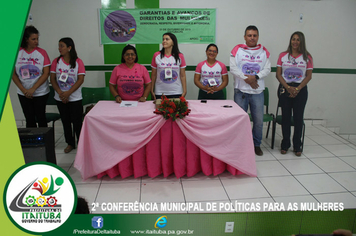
120, 101, 138, 107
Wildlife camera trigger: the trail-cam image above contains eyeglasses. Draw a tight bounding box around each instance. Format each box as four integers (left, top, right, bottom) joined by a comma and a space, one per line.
208, 49, 218, 54
124, 53, 136, 57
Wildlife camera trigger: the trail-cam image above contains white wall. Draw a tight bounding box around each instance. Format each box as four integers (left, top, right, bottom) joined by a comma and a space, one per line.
9, 0, 356, 133
10, 0, 105, 121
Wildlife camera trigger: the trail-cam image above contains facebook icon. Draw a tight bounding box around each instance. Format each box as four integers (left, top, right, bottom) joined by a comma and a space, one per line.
92, 216, 104, 229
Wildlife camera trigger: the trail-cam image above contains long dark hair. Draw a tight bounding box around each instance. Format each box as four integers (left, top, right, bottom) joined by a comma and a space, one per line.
21, 25, 39, 48
287, 31, 312, 61
56, 37, 78, 69
160, 32, 181, 63
121, 44, 138, 63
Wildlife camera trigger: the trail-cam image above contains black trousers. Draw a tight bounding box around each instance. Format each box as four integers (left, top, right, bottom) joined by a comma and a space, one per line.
279, 84, 308, 152
18, 93, 49, 128
198, 89, 224, 100
56, 100, 83, 147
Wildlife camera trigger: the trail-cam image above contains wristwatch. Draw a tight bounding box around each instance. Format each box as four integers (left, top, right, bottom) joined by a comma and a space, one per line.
255, 75, 260, 80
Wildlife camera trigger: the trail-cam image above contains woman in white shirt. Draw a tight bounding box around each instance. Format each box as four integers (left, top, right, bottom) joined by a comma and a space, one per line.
276, 32, 313, 156
50, 37, 85, 153
194, 44, 228, 100
150, 32, 187, 100
12, 26, 50, 127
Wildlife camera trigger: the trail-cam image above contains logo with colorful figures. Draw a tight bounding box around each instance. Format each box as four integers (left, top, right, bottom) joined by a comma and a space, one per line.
4, 162, 77, 234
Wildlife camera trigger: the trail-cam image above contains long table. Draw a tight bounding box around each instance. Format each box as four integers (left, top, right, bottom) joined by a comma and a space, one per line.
74, 100, 256, 180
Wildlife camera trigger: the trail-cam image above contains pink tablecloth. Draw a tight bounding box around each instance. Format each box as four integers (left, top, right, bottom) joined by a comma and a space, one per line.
74, 100, 256, 180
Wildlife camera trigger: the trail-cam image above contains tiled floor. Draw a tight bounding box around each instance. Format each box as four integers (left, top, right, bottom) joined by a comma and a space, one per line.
21, 120, 356, 213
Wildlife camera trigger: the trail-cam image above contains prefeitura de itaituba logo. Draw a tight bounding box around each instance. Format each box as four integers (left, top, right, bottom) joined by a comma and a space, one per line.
11, 176, 62, 219
4, 163, 76, 234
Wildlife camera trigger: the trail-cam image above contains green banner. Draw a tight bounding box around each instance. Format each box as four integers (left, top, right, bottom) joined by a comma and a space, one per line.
100, 9, 216, 44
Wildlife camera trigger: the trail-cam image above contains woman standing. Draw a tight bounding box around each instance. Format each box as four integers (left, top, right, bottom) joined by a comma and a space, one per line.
50, 38, 85, 153
151, 32, 187, 100
194, 44, 228, 99
12, 26, 50, 127
109, 45, 151, 103
276, 32, 313, 156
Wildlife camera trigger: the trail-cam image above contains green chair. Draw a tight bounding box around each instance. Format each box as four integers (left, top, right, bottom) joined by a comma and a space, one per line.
271, 100, 305, 151
82, 87, 111, 106
248, 87, 275, 148
222, 87, 227, 99
44, 86, 61, 129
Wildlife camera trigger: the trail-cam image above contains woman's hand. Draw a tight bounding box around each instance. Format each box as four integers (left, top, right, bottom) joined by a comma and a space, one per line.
23, 89, 33, 99
202, 85, 210, 92
286, 86, 296, 98
207, 87, 215, 94
59, 91, 71, 101
202, 85, 214, 94
115, 96, 122, 103
210, 86, 220, 93
138, 97, 146, 102
291, 87, 300, 97
26, 87, 36, 98
287, 86, 300, 98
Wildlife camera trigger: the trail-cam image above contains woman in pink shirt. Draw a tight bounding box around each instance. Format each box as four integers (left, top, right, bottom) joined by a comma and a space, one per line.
109, 45, 151, 103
